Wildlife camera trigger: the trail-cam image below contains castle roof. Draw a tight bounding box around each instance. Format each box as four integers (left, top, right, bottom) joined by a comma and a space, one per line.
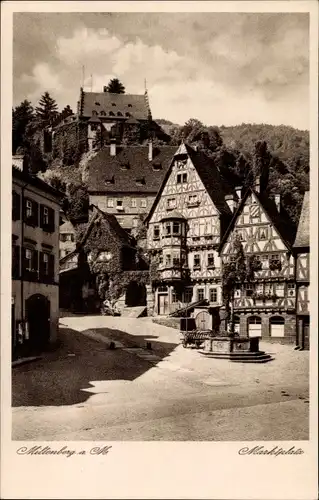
80, 91, 149, 120
87, 145, 176, 194
293, 191, 310, 249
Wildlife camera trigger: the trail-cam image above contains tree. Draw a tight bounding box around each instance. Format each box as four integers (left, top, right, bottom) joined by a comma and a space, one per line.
12, 100, 34, 154
105, 78, 125, 94
35, 92, 59, 126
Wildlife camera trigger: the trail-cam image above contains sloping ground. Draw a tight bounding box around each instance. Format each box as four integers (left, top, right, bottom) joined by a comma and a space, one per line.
120, 306, 147, 318
152, 317, 180, 330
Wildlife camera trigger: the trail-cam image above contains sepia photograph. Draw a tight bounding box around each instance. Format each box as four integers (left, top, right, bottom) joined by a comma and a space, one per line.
10, 9, 312, 444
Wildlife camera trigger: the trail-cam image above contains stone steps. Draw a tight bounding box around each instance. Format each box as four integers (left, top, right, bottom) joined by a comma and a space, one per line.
200, 351, 273, 363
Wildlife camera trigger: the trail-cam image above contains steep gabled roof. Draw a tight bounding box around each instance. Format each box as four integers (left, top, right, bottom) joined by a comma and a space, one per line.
87, 145, 176, 194
219, 187, 296, 252
145, 142, 232, 224
293, 191, 310, 249
81, 91, 149, 120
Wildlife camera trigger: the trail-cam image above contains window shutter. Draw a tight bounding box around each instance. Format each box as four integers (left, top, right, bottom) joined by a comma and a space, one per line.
32, 249, 38, 272
22, 247, 28, 273
48, 254, 55, 280
39, 251, 44, 281
48, 208, 55, 233
12, 192, 21, 221
39, 205, 44, 229
23, 198, 29, 223
12, 245, 20, 278
32, 201, 39, 227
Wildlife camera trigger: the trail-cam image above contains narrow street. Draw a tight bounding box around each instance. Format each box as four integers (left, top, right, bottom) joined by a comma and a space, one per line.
12, 316, 309, 441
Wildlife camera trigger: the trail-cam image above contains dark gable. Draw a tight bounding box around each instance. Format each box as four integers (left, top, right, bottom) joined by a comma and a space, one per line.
81, 92, 149, 121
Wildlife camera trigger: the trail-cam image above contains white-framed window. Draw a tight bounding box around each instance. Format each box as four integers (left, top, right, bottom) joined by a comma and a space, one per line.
234, 287, 241, 298
107, 198, 114, 208
172, 253, 180, 266
256, 283, 263, 295
172, 222, 180, 235
197, 288, 205, 301
131, 199, 137, 208
287, 283, 295, 297
43, 253, 49, 275
275, 283, 285, 297
259, 227, 268, 240
165, 254, 171, 266
184, 287, 193, 303
207, 253, 215, 267
172, 290, 178, 303
26, 200, 32, 218
193, 221, 199, 236
210, 288, 217, 303
153, 225, 160, 239
262, 255, 269, 269
165, 222, 171, 236
194, 254, 201, 268
204, 220, 212, 235
43, 207, 49, 225
177, 173, 187, 184
188, 194, 198, 205
141, 199, 147, 208
25, 248, 32, 271
167, 198, 176, 210
176, 159, 187, 169
264, 283, 273, 295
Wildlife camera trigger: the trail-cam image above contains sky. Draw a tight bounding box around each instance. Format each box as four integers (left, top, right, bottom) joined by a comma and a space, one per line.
13, 12, 309, 130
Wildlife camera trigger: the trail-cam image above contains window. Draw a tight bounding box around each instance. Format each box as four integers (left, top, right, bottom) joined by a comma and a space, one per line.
117, 112, 123, 117
177, 173, 187, 184
95, 101, 100, 106
264, 283, 273, 295
204, 220, 212, 235
287, 283, 295, 297
107, 198, 114, 208
188, 194, 198, 205
172, 254, 180, 267
259, 227, 268, 240
131, 199, 137, 208
165, 223, 171, 236
92, 110, 98, 116
184, 288, 193, 303
132, 218, 138, 228
172, 222, 180, 234
210, 288, 217, 303
245, 284, 254, 297
90, 124, 98, 131
270, 253, 279, 261
153, 161, 162, 170
262, 255, 269, 269
26, 200, 32, 218
159, 254, 163, 265
167, 198, 176, 210
176, 159, 187, 169
236, 230, 244, 241
116, 200, 123, 209
275, 283, 285, 297
165, 254, 171, 266
193, 221, 199, 237
125, 112, 131, 117
100, 111, 106, 116
153, 225, 160, 239
256, 283, 263, 295
12, 191, 21, 221
112, 103, 116, 107
128, 104, 132, 108
207, 253, 215, 268
109, 111, 115, 116
25, 248, 32, 271
172, 290, 178, 303
197, 288, 205, 301
43, 253, 49, 275
43, 207, 49, 225
141, 199, 147, 208
12, 244, 20, 279
194, 254, 201, 268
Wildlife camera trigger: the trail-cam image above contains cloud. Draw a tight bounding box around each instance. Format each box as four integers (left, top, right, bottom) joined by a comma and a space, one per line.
13, 13, 309, 129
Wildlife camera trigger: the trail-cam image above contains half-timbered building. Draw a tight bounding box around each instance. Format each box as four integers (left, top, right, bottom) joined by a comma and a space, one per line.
219, 182, 297, 342
145, 142, 233, 318
293, 191, 310, 349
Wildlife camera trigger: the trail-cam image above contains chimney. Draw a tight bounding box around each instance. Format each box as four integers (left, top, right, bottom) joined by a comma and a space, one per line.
12, 154, 24, 171
110, 139, 116, 156
235, 186, 242, 201
225, 194, 237, 213
274, 193, 281, 212
148, 140, 153, 161
254, 176, 260, 193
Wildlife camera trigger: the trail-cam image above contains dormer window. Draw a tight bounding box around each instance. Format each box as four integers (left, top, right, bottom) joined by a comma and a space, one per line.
136, 177, 145, 185
105, 176, 115, 185
95, 101, 100, 106
100, 111, 106, 116
117, 112, 123, 117
120, 162, 130, 170
125, 112, 131, 117
128, 104, 132, 108
112, 103, 116, 107
153, 161, 162, 171
92, 110, 98, 116
109, 111, 115, 116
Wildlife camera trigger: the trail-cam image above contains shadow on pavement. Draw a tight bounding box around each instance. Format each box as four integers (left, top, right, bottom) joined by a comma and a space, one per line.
12, 326, 178, 408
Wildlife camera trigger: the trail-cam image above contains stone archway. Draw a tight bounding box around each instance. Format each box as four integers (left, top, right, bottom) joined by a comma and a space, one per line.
25, 294, 50, 350
125, 281, 147, 307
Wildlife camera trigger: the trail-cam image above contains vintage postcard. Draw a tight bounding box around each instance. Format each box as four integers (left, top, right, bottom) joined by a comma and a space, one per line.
1, 1, 318, 499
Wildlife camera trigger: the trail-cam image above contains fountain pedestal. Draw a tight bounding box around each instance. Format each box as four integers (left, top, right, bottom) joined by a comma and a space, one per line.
201, 335, 272, 363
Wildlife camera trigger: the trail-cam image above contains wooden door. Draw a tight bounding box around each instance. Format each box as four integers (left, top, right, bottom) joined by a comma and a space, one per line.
303, 318, 309, 349
158, 294, 169, 315
195, 311, 211, 331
